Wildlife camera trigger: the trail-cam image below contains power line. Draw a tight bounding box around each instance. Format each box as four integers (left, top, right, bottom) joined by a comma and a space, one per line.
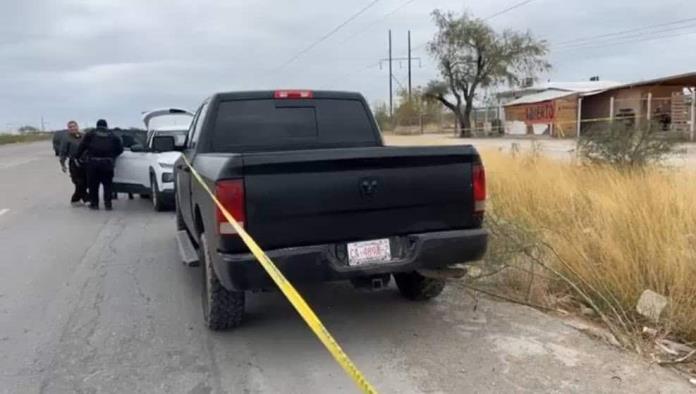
483, 0, 536, 20
330, 0, 538, 94
338, 0, 420, 45
555, 22, 696, 50
411, 0, 538, 52
554, 27, 696, 52
273, 0, 383, 72
322, 61, 382, 89
553, 16, 696, 47
392, 74, 406, 91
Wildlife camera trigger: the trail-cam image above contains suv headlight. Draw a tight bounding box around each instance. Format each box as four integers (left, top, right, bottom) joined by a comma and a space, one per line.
161, 172, 175, 183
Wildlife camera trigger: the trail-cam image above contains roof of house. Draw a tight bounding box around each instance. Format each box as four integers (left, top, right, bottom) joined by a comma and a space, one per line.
501, 71, 696, 106
534, 81, 622, 92
582, 71, 696, 97
504, 90, 578, 107
497, 80, 622, 99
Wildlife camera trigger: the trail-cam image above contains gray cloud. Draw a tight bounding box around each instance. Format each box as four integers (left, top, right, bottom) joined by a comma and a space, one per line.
1, 0, 695, 130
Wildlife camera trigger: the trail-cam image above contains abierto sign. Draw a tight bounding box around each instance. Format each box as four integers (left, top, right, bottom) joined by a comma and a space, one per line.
505, 101, 556, 126
525, 101, 555, 124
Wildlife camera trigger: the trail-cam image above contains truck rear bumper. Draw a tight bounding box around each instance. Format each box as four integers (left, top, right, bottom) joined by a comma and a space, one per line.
213, 228, 488, 291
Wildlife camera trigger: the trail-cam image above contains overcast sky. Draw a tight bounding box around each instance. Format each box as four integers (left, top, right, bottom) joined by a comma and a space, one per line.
1, 0, 695, 130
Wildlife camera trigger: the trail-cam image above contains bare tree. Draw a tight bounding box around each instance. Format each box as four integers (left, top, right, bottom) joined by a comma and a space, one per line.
424, 10, 550, 137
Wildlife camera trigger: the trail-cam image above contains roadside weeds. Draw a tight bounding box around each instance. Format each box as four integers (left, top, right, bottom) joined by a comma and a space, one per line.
0, 132, 52, 145
462, 150, 696, 382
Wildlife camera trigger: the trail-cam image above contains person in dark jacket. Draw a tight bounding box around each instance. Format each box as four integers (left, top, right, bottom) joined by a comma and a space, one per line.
76, 119, 124, 210
59, 120, 89, 206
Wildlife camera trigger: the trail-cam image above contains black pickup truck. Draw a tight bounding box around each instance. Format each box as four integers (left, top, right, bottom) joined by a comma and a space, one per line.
175, 90, 487, 330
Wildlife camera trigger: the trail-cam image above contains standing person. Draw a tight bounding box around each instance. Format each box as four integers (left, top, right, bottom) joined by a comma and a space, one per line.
59, 120, 88, 206
76, 119, 124, 210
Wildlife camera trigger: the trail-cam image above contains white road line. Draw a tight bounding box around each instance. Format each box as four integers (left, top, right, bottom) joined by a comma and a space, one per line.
0, 209, 9, 216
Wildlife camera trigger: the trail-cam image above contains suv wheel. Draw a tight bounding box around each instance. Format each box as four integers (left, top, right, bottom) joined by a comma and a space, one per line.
394, 271, 446, 301
200, 233, 245, 330
151, 175, 166, 212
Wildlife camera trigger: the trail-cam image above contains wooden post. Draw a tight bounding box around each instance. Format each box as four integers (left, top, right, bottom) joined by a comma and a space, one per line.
647, 92, 652, 121
576, 97, 583, 158
419, 110, 424, 134
691, 87, 695, 141
609, 96, 615, 122
576, 97, 583, 138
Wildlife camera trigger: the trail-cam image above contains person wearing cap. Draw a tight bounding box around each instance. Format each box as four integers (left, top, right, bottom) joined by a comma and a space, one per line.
76, 119, 124, 210
59, 120, 89, 206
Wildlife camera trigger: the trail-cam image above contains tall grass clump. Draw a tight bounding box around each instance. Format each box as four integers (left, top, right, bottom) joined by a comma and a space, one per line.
482, 150, 696, 344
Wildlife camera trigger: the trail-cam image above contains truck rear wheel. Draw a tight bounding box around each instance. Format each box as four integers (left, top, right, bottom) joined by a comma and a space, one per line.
394, 271, 446, 301
200, 233, 245, 330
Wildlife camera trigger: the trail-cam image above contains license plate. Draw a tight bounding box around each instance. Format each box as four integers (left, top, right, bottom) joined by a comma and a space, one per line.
347, 239, 391, 266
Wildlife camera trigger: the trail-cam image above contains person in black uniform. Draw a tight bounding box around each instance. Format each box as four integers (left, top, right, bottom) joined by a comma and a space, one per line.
76, 119, 124, 210
59, 120, 89, 206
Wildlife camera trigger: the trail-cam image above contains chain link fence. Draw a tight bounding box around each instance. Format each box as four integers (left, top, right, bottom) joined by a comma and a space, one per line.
381, 105, 504, 136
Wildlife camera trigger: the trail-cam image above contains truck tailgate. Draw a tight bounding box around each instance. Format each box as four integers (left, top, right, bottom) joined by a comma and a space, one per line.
238, 146, 479, 250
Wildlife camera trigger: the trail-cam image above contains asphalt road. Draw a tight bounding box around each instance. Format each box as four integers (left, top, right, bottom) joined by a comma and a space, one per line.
1, 141, 693, 393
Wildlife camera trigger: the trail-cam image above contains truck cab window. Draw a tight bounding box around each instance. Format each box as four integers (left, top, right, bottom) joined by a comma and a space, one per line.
189, 101, 209, 150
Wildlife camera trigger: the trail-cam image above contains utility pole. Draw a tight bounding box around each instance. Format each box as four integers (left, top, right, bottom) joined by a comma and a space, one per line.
389, 29, 393, 117
408, 30, 412, 100
378, 31, 421, 115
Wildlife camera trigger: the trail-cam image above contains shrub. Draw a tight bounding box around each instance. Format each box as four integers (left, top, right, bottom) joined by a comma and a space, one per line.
579, 121, 680, 168
372, 102, 392, 132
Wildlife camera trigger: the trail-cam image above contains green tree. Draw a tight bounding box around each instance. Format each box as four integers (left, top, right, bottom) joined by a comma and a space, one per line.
394, 88, 419, 126
394, 87, 443, 127
425, 10, 549, 137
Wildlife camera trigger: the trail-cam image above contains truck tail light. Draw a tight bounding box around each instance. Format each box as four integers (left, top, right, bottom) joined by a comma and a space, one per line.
215, 179, 245, 235
274, 90, 313, 99
473, 163, 486, 214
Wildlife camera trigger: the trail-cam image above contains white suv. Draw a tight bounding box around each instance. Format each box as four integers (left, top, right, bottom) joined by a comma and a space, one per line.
113, 108, 193, 211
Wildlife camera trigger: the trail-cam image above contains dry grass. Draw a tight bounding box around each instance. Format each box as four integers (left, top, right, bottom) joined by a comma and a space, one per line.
481, 150, 696, 343
0, 132, 52, 145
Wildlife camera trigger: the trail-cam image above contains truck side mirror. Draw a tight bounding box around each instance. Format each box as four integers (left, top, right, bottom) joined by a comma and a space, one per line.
130, 144, 146, 152
152, 135, 176, 152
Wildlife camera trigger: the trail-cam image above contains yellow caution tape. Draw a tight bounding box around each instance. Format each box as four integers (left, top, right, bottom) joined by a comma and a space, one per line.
182, 155, 377, 394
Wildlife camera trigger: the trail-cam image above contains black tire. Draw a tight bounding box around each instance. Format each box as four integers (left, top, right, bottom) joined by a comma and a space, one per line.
394, 271, 446, 301
200, 233, 245, 330
140, 193, 151, 199
151, 175, 166, 212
